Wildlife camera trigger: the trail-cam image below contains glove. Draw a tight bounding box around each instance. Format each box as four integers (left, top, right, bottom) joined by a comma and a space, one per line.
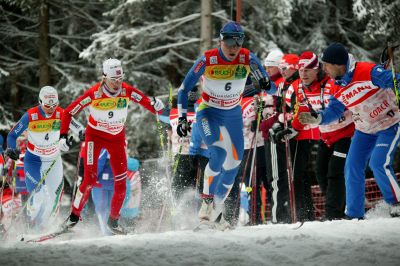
151, 97, 165, 112
176, 117, 191, 137
298, 112, 322, 125
59, 135, 73, 152
259, 77, 271, 91
275, 128, 298, 142
268, 122, 283, 143
78, 130, 85, 142
5, 148, 20, 161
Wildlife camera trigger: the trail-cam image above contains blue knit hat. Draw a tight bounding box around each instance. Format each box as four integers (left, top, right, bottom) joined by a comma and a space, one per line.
321, 43, 349, 65
219, 21, 245, 47
220, 21, 244, 36
127, 157, 140, 171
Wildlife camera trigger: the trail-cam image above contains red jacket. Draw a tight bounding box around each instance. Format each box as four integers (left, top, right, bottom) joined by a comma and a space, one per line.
60, 82, 158, 139
291, 75, 354, 145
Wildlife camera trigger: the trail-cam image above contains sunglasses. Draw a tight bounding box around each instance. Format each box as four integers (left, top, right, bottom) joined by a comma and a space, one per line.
42, 102, 58, 109
278, 66, 289, 72
221, 34, 245, 47
108, 76, 124, 82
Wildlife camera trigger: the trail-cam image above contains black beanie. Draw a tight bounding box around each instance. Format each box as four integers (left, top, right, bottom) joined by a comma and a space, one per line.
321, 43, 349, 65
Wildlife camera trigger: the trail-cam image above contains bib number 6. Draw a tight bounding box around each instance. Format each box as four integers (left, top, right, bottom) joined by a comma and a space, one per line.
225, 82, 232, 91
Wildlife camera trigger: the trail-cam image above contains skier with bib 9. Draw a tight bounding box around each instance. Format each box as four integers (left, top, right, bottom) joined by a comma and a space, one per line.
60, 58, 164, 234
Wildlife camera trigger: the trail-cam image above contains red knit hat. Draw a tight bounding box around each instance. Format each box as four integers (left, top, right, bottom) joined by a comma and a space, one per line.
279, 54, 299, 70
298, 51, 319, 69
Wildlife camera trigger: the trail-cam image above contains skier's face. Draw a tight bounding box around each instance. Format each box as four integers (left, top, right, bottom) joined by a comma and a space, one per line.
41, 102, 58, 116
265, 66, 280, 78
220, 40, 241, 61
105, 76, 123, 92
299, 68, 318, 86
323, 63, 345, 79
279, 67, 297, 81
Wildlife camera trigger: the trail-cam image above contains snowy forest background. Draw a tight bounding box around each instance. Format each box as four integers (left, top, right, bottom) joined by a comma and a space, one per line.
1, 0, 400, 187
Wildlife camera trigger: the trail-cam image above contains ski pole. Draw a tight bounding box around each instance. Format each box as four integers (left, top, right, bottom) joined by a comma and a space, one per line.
387, 41, 400, 107
282, 93, 297, 224
155, 110, 176, 231
172, 138, 185, 176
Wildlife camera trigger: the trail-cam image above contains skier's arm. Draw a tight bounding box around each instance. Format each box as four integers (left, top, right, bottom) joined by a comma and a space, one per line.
189, 123, 201, 155
320, 96, 346, 125
7, 113, 29, 149
178, 56, 206, 118
249, 52, 277, 94
60, 89, 93, 136
69, 117, 85, 136
128, 85, 163, 114
370, 64, 400, 89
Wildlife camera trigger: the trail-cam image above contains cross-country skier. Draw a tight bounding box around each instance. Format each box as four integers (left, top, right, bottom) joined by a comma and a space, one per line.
176, 21, 275, 227
60, 58, 164, 234
299, 43, 400, 219
5, 86, 84, 230
291, 51, 355, 220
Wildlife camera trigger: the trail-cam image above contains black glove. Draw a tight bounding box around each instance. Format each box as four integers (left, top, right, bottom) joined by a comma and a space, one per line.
176, 117, 191, 137
59, 134, 74, 152
275, 128, 298, 142
78, 130, 85, 142
5, 148, 20, 161
268, 122, 283, 143
259, 77, 271, 91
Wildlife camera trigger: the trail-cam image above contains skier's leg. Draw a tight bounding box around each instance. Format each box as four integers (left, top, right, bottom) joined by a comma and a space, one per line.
369, 123, 400, 205
325, 138, 350, 220
107, 138, 127, 220
24, 152, 45, 225
39, 156, 63, 226
71, 135, 103, 217
345, 130, 375, 218
316, 141, 330, 195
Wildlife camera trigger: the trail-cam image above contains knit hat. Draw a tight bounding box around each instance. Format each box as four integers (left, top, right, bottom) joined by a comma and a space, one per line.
264, 49, 284, 67
279, 54, 299, 70
39, 86, 58, 107
321, 43, 348, 65
103, 58, 124, 78
219, 21, 245, 47
298, 51, 319, 69
127, 157, 140, 171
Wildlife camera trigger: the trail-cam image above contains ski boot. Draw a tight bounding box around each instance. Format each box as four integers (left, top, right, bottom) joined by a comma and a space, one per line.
390, 203, 400, 217
107, 217, 127, 235
62, 212, 80, 230
198, 197, 214, 221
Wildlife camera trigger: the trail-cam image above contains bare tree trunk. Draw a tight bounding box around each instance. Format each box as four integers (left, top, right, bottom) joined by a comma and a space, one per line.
38, 0, 50, 87
200, 0, 212, 53
9, 72, 19, 117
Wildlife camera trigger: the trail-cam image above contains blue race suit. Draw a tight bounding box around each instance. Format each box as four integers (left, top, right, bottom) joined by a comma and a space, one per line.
178, 47, 275, 205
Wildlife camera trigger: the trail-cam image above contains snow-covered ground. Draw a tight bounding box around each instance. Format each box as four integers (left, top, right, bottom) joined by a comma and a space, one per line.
1, 202, 400, 266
